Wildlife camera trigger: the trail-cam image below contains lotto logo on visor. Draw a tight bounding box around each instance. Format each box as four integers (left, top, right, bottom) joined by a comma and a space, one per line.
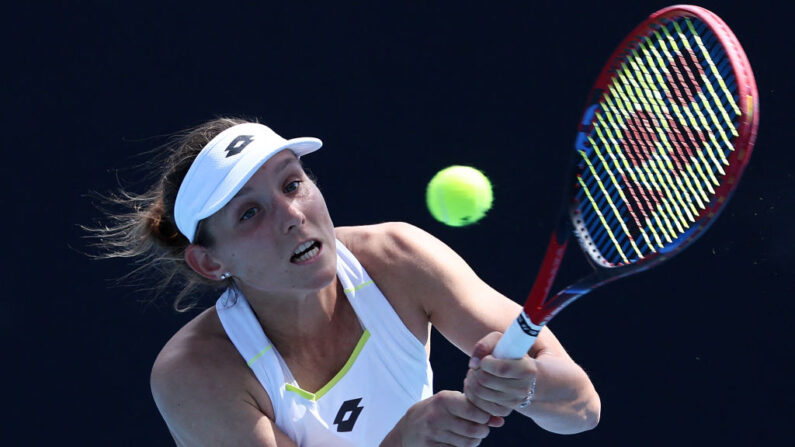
174, 122, 323, 242
225, 135, 255, 157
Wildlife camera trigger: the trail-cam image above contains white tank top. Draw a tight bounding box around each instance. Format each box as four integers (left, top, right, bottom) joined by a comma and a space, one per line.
216, 240, 434, 446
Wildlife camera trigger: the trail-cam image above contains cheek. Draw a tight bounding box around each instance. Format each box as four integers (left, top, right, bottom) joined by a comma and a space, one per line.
217, 238, 265, 272
308, 189, 332, 222
235, 245, 284, 282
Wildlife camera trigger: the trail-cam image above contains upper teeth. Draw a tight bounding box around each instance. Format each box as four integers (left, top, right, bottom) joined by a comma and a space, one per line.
294, 241, 315, 255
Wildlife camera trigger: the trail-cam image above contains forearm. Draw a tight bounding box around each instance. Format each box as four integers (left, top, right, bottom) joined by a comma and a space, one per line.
518, 352, 600, 434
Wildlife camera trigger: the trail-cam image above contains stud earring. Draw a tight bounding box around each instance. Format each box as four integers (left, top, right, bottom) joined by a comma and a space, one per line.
220, 272, 232, 280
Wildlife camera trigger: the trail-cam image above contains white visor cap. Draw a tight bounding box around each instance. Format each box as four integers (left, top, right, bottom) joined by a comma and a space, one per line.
174, 123, 322, 242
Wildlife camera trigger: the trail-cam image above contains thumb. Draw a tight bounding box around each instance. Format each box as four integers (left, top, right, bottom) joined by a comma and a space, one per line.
469, 331, 503, 369
487, 415, 505, 428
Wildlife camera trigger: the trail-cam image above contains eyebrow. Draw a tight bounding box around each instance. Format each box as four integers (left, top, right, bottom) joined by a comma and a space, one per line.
273, 155, 297, 174
232, 186, 252, 200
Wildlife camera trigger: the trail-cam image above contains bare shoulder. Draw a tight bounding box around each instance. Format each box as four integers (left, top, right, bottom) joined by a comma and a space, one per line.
335, 221, 435, 269
150, 308, 283, 445
151, 307, 237, 396
335, 222, 437, 343
151, 307, 252, 411
339, 222, 521, 355
335, 222, 450, 292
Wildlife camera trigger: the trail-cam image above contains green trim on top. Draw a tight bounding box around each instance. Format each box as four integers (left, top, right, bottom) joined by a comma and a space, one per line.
284, 330, 371, 401
247, 345, 272, 366
344, 280, 373, 294
285, 384, 316, 401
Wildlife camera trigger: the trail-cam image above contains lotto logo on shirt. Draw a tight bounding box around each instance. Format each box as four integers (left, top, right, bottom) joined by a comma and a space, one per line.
334, 398, 364, 432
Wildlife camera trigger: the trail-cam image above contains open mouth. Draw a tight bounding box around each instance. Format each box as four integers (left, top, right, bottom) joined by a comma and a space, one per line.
290, 240, 322, 263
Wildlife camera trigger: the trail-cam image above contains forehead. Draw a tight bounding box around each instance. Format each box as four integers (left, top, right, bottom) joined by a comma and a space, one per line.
232, 149, 300, 195
266, 148, 300, 170
247, 149, 300, 180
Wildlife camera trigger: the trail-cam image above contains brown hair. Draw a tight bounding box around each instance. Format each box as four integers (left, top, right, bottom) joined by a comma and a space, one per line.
85, 117, 251, 311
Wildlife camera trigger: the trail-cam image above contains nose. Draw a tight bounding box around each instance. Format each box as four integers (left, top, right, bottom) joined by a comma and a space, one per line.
276, 196, 305, 233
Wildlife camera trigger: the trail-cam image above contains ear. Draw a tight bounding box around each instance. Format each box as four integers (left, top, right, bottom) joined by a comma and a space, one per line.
184, 244, 226, 281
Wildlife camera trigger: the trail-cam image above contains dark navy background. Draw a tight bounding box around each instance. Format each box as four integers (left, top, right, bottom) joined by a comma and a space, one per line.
4, 1, 793, 445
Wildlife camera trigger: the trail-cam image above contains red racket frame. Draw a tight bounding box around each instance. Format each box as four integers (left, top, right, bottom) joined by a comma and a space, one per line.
493, 5, 759, 359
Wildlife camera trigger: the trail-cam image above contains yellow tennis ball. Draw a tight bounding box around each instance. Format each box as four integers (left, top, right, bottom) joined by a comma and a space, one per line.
426, 165, 493, 227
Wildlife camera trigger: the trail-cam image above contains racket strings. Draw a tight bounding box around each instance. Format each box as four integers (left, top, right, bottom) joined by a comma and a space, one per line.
575, 16, 741, 266
662, 24, 732, 172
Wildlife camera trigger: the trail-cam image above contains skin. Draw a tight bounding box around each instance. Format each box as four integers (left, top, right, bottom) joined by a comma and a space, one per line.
150, 149, 600, 446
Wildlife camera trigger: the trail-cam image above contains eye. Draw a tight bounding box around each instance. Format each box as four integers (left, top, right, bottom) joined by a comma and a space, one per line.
240, 207, 259, 221
284, 180, 301, 193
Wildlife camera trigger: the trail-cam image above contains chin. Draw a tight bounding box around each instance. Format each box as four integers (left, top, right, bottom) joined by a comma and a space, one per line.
308, 248, 338, 289
319, 256, 339, 286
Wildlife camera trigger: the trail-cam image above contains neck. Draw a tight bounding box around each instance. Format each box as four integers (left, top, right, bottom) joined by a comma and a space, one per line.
240, 276, 353, 357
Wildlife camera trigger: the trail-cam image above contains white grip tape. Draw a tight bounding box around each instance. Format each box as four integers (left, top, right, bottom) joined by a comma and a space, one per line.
493, 311, 542, 359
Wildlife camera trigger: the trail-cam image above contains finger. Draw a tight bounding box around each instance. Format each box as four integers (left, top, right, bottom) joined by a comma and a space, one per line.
464, 372, 513, 417
467, 369, 535, 410
468, 385, 526, 410
433, 429, 485, 447
466, 370, 509, 401
478, 355, 536, 379
469, 332, 503, 368
470, 368, 532, 394
464, 386, 514, 418
444, 391, 494, 424
433, 394, 492, 446
487, 416, 505, 428
446, 418, 490, 440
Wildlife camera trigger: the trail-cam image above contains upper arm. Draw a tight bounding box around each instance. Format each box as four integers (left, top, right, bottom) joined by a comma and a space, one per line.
358, 222, 571, 360
150, 338, 297, 447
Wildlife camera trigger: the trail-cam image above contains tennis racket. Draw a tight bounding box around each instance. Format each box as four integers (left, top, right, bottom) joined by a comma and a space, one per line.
493, 5, 759, 359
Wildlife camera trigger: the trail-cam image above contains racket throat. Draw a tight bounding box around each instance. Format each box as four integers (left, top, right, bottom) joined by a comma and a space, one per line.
524, 233, 569, 321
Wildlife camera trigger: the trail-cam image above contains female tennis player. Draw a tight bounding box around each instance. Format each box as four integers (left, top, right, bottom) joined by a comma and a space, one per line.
94, 118, 599, 446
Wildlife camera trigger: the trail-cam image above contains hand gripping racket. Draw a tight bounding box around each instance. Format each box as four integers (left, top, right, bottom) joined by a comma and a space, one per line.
494, 5, 759, 359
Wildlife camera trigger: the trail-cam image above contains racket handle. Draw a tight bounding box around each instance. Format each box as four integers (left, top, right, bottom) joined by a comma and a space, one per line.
493, 311, 543, 359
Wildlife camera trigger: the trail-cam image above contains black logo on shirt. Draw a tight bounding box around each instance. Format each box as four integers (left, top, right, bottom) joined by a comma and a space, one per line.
224, 135, 254, 157
334, 398, 364, 432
